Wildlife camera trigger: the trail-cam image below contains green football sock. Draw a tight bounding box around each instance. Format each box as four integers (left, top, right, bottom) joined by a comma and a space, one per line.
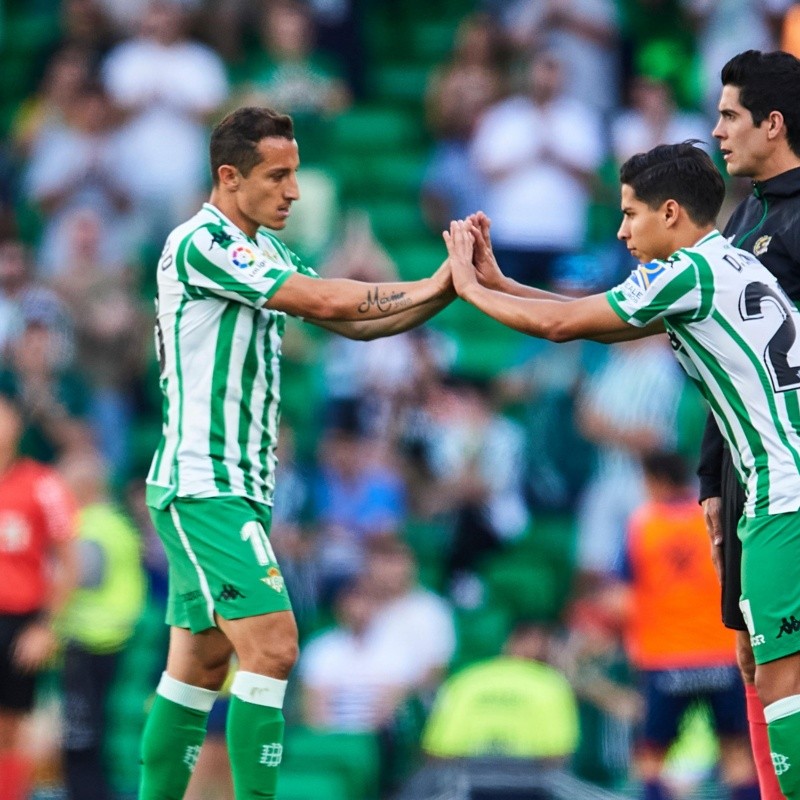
765, 695, 800, 799
139, 672, 218, 800
227, 671, 288, 799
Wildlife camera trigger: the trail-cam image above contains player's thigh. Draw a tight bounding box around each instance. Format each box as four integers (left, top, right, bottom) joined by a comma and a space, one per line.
165, 625, 233, 689
216, 610, 298, 678
150, 497, 292, 635
739, 511, 800, 667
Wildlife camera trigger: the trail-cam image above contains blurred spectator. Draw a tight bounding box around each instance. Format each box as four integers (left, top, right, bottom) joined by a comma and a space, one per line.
488, 0, 621, 114
313, 413, 407, 600
0, 239, 74, 367
102, 1, 228, 239
320, 214, 430, 435
422, 622, 579, 760
611, 451, 758, 799
230, 0, 350, 163
300, 580, 414, 732
307, 0, 367, 98
269, 424, 319, 635
0, 313, 93, 464
682, 0, 792, 115
783, 3, 800, 55
611, 74, 709, 166
403, 375, 529, 604
11, 46, 92, 156
470, 50, 605, 287
557, 595, 638, 788
0, 387, 79, 800
55, 0, 119, 67
58, 450, 146, 800
25, 82, 135, 278
362, 539, 456, 693
422, 14, 506, 231
52, 208, 150, 479
575, 338, 686, 583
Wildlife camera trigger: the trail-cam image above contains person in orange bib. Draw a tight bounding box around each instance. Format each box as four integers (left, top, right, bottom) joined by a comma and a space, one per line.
617, 451, 758, 800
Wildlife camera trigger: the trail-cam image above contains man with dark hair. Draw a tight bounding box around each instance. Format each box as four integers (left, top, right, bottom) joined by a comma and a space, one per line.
699, 48, 800, 800
446, 140, 800, 798
140, 105, 454, 799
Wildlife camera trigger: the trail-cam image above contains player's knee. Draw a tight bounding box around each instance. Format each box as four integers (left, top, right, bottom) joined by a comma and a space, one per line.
736, 632, 756, 684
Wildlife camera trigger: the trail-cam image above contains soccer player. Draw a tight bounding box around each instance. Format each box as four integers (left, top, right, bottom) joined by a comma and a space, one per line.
699, 49, 800, 800
0, 387, 78, 800
445, 141, 800, 798
140, 106, 454, 800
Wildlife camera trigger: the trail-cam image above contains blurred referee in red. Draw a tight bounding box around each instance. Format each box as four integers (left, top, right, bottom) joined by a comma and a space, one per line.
0, 385, 78, 800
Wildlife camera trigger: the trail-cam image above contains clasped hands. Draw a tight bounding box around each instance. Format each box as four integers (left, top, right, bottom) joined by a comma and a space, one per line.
442, 212, 503, 300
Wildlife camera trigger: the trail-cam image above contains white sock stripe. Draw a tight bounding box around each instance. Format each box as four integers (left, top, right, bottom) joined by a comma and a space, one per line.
156, 672, 218, 712
231, 671, 287, 709
764, 694, 800, 724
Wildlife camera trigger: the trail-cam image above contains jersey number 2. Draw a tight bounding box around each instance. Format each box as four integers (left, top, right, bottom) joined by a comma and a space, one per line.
740, 281, 800, 392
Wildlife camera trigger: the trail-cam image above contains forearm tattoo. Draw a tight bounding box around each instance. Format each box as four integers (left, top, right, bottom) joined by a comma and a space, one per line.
358, 287, 414, 314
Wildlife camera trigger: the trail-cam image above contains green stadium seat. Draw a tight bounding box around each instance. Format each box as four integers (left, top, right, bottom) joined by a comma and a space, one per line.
277, 769, 349, 800
484, 557, 562, 622
452, 605, 513, 669
282, 728, 380, 800
370, 63, 431, 106
390, 241, 446, 280
359, 199, 427, 245
411, 21, 457, 63
331, 107, 420, 154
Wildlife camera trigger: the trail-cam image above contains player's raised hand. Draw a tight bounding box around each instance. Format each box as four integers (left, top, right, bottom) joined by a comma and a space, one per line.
443, 220, 476, 296
467, 212, 504, 290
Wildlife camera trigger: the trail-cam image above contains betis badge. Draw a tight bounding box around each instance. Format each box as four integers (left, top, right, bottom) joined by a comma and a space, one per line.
262, 566, 285, 593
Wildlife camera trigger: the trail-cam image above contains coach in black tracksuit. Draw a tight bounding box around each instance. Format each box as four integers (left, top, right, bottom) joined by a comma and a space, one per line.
696, 48, 800, 800
698, 166, 800, 631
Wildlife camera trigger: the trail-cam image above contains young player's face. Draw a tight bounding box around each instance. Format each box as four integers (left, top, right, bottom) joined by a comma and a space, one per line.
237, 137, 301, 230
617, 184, 673, 263
712, 85, 771, 179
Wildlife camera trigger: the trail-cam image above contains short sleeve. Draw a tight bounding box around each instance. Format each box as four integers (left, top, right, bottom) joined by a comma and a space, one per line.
34, 471, 78, 544
182, 226, 295, 308
606, 254, 706, 328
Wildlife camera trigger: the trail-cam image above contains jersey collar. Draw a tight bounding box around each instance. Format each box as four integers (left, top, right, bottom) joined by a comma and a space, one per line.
201, 203, 258, 244
753, 166, 800, 199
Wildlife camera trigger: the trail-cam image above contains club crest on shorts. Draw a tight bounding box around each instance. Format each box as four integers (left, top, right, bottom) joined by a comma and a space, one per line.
262, 566, 285, 593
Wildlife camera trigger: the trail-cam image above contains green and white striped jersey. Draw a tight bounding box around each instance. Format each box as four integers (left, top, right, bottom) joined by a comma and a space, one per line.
607, 230, 800, 517
146, 203, 318, 510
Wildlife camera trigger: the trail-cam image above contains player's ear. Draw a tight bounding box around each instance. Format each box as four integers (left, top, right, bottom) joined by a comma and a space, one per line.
766, 110, 785, 141
662, 199, 681, 228
217, 164, 240, 190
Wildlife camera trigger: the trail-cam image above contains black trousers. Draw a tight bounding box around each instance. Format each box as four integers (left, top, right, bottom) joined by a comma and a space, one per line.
62, 641, 120, 800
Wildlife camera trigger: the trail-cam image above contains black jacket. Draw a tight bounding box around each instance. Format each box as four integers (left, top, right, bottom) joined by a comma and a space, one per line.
698, 166, 800, 501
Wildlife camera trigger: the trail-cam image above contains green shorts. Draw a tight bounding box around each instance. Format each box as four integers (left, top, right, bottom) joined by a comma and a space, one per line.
148, 496, 292, 634
739, 510, 800, 665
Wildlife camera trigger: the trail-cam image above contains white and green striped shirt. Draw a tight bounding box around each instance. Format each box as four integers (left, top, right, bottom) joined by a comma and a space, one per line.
146, 203, 318, 510
608, 230, 800, 517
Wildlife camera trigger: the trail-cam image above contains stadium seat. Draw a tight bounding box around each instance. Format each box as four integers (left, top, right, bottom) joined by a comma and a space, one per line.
484, 558, 562, 622
371, 63, 431, 106
452, 605, 513, 669
391, 241, 448, 280
282, 728, 381, 800
359, 199, 427, 245
331, 107, 421, 155
277, 769, 350, 800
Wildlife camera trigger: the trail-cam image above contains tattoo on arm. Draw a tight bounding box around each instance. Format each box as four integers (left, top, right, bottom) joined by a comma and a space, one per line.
358, 287, 413, 314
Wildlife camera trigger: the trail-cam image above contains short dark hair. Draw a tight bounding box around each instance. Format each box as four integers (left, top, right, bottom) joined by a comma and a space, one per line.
641, 450, 690, 487
619, 141, 725, 226
209, 107, 294, 185
721, 49, 800, 157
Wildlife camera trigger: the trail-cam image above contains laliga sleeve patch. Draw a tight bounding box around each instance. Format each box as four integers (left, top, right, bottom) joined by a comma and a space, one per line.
228, 243, 269, 278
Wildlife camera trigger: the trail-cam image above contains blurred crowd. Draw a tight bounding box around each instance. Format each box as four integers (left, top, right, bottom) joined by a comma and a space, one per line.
2, 0, 800, 798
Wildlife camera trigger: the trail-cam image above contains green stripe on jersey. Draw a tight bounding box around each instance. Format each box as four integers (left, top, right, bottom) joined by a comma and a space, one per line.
209, 304, 240, 491
238, 313, 260, 499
